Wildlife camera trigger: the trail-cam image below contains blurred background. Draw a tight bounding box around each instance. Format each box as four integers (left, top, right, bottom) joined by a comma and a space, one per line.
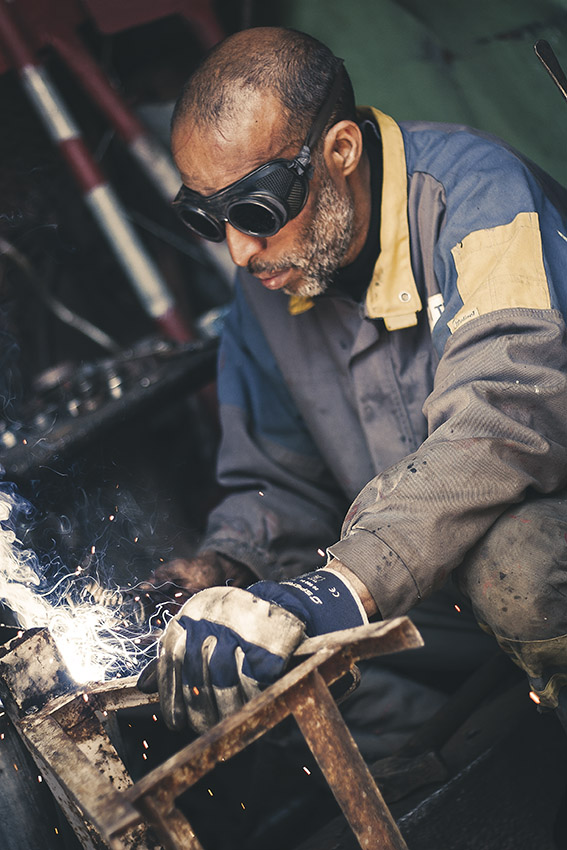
0, 0, 565, 596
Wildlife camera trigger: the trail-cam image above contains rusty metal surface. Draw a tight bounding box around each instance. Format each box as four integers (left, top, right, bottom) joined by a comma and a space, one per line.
103, 619, 420, 850
289, 669, 409, 850
0, 628, 76, 714
0, 619, 421, 850
0, 629, 163, 850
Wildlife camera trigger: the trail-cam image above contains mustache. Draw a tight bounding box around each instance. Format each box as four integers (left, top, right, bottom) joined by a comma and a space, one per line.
248, 257, 302, 276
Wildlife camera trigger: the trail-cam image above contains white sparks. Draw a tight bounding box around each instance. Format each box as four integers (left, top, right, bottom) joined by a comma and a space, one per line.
0, 490, 155, 684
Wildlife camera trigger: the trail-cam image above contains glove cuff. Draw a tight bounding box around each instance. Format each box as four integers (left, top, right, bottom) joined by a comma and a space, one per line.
249, 569, 368, 638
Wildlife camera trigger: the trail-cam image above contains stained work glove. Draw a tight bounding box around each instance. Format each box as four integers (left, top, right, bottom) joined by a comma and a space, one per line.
139, 569, 367, 733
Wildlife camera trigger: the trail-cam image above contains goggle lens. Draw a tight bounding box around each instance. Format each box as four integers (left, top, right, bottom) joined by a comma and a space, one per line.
180, 208, 225, 242
228, 201, 279, 237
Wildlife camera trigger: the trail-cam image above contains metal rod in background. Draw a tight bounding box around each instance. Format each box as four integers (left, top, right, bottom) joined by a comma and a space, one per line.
48, 32, 182, 203
534, 39, 567, 103
0, 237, 120, 354
0, 0, 194, 344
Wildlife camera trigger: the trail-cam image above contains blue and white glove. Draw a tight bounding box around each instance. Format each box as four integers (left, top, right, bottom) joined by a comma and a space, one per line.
151, 568, 368, 733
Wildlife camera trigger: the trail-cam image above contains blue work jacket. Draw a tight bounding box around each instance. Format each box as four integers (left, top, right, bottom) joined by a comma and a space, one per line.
199, 109, 567, 619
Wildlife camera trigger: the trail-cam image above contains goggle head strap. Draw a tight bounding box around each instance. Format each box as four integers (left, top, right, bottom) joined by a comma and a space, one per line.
290, 59, 346, 179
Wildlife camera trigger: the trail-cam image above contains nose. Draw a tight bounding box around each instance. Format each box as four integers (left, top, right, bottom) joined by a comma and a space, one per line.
225, 224, 265, 268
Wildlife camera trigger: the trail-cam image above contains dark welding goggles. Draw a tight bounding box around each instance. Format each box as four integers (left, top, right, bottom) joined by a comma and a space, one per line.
173, 61, 344, 242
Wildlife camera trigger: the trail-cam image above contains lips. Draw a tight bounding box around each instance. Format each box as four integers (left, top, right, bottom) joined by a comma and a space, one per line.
255, 268, 292, 290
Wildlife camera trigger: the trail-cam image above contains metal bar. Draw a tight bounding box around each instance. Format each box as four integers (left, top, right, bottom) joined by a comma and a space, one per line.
0, 1, 193, 343
0, 621, 421, 850
288, 669, 409, 850
114, 620, 421, 816
133, 794, 205, 850
19, 713, 143, 850
0, 630, 162, 850
114, 649, 337, 829
105, 620, 421, 844
49, 32, 181, 202
535, 39, 567, 102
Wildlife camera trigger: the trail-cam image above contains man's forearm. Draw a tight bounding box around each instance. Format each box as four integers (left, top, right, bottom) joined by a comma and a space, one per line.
327, 558, 379, 617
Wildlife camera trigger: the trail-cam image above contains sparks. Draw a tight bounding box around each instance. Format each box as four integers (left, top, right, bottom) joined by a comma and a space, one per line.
454, 604, 461, 613
529, 691, 541, 705
302, 766, 311, 775
317, 549, 325, 558
0, 490, 156, 684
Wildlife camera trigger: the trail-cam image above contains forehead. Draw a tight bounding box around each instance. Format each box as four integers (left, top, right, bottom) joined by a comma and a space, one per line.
172, 90, 298, 195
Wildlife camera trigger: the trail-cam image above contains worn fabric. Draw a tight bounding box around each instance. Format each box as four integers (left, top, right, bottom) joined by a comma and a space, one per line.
157, 586, 306, 732
199, 110, 567, 672
455, 486, 567, 707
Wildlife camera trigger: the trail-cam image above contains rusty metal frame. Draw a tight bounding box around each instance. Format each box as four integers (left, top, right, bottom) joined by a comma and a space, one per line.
0, 629, 162, 850
0, 619, 422, 850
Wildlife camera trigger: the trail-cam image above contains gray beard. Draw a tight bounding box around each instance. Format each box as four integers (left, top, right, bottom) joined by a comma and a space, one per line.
248, 171, 356, 298
284, 174, 356, 297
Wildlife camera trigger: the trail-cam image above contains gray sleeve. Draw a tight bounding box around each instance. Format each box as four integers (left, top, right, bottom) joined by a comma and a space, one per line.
328, 309, 567, 617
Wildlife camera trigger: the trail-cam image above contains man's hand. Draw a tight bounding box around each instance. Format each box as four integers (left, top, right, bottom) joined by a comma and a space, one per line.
149, 550, 257, 597
140, 567, 368, 733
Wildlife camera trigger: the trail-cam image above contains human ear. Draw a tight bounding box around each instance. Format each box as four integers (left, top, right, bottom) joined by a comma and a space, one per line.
323, 120, 363, 178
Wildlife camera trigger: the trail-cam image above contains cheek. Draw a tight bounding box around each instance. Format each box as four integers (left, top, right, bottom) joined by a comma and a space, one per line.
284, 185, 319, 241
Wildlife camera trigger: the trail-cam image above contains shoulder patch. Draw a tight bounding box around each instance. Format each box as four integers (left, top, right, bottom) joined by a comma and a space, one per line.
449, 211, 551, 333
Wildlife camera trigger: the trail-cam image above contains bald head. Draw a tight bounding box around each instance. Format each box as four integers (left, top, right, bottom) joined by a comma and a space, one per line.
172, 27, 355, 151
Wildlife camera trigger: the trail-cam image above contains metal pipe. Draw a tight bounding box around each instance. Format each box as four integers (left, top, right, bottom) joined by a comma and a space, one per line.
0, 1, 193, 343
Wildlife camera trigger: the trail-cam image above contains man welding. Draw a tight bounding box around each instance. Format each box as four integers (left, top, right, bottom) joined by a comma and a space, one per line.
142, 26, 567, 741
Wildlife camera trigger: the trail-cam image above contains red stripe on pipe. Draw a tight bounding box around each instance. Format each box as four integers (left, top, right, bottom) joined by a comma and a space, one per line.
50, 34, 144, 145
0, 1, 37, 69
59, 137, 106, 193
155, 306, 195, 344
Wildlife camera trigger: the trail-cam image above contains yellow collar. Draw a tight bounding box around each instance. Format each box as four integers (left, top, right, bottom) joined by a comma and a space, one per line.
288, 108, 422, 329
